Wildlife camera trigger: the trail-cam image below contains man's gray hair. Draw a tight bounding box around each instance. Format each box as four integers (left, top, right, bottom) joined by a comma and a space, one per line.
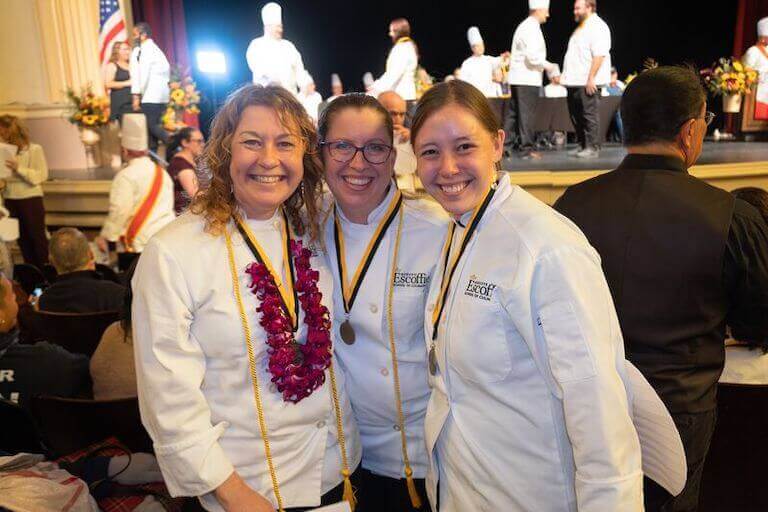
49, 227, 92, 274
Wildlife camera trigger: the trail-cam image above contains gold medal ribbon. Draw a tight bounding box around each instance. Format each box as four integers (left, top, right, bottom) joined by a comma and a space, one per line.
333, 189, 403, 316
431, 184, 497, 341
234, 211, 298, 331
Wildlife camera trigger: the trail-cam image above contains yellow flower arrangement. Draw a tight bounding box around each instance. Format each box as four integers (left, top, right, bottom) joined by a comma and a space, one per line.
66, 85, 110, 127
703, 58, 759, 96
168, 67, 202, 117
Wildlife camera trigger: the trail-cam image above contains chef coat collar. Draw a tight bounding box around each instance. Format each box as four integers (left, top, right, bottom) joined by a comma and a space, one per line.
336, 180, 397, 226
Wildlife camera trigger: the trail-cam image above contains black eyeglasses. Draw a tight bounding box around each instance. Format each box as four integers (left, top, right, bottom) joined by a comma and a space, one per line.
702, 111, 716, 126
320, 140, 393, 164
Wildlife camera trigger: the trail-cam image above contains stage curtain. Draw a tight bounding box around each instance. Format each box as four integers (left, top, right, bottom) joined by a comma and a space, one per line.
34, 0, 105, 101
734, 0, 768, 58
130, 0, 190, 71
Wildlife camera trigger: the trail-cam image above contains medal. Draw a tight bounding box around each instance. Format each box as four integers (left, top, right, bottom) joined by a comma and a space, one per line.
340, 319, 356, 345
428, 345, 438, 375
333, 190, 403, 344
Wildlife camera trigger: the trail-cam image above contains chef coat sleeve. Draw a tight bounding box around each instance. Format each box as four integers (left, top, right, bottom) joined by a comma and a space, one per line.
522, 26, 553, 72
293, 46, 312, 90
742, 47, 760, 70
131, 237, 234, 497
590, 23, 611, 58
373, 44, 408, 93
99, 172, 135, 242
530, 247, 643, 511
130, 48, 147, 97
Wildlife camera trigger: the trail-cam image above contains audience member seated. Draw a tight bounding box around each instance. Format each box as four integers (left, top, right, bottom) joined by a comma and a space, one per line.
377, 91, 418, 192
90, 260, 138, 400
0, 272, 91, 410
720, 186, 768, 385
38, 227, 125, 314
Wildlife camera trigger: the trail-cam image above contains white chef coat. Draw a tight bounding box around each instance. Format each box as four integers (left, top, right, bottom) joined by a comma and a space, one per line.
132, 210, 361, 510
245, 36, 310, 94
371, 39, 418, 101
130, 39, 170, 104
300, 91, 323, 124
507, 16, 556, 87
393, 140, 418, 193
323, 185, 448, 480
423, 174, 643, 511
560, 13, 612, 87
744, 45, 768, 107
459, 55, 503, 97
100, 156, 175, 253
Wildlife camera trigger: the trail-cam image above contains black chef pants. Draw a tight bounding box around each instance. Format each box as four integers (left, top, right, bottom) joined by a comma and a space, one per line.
510, 85, 540, 152
566, 87, 601, 151
355, 467, 428, 512
140, 102, 170, 152
644, 409, 717, 512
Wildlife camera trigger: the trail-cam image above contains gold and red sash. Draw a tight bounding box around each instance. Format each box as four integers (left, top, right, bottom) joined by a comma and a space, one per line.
121, 164, 163, 252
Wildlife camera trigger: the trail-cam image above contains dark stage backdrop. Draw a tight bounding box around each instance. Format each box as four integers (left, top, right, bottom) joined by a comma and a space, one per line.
183, 0, 740, 132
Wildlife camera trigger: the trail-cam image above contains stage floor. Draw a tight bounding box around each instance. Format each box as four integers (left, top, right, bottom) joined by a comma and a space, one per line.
502, 141, 768, 172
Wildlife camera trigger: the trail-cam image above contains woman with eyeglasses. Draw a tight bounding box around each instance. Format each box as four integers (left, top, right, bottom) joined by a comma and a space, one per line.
318, 93, 448, 511
411, 80, 648, 511
167, 127, 204, 214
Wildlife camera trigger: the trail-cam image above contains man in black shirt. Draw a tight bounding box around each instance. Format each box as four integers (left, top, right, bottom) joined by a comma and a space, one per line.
555, 66, 768, 512
0, 273, 91, 410
39, 228, 125, 313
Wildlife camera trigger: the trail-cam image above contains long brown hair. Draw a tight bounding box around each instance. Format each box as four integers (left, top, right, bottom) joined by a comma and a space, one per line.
190, 84, 323, 242
109, 40, 129, 64
0, 115, 30, 150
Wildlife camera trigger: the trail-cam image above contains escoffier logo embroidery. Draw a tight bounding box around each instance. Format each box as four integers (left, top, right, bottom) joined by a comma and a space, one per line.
394, 270, 430, 288
464, 274, 497, 301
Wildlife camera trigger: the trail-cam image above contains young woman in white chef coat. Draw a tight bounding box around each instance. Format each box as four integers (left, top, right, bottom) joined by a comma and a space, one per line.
132, 85, 361, 512
369, 18, 419, 101
317, 93, 448, 511
411, 79, 644, 511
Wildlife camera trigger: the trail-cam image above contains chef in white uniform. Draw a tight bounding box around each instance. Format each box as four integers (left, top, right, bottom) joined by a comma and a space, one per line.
132, 85, 361, 512
299, 74, 323, 125
318, 93, 448, 511
327, 73, 344, 103
743, 17, 768, 120
458, 27, 504, 98
506, 0, 558, 158
96, 113, 174, 261
411, 80, 647, 512
370, 18, 419, 101
245, 2, 311, 95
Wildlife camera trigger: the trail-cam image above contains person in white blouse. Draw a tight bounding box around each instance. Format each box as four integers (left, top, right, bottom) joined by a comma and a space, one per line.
742, 17, 768, 120
458, 27, 504, 98
558, 0, 612, 158
0, 115, 48, 269
506, 0, 558, 159
246, 3, 311, 96
317, 93, 448, 511
129, 22, 170, 152
96, 114, 174, 270
131, 85, 361, 512
298, 75, 323, 125
411, 80, 646, 511
369, 18, 419, 101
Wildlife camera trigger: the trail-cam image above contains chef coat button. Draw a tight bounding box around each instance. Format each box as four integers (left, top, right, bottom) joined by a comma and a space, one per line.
393, 425, 401, 431
370, 304, 378, 314
316, 420, 326, 429
272, 219, 281, 229
380, 368, 389, 377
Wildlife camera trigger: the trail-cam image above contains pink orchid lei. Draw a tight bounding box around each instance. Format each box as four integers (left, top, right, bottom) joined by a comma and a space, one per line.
245, 239, 332, 403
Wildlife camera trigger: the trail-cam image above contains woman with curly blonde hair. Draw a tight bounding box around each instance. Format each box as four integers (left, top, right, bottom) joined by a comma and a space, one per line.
132, 85, 361, 512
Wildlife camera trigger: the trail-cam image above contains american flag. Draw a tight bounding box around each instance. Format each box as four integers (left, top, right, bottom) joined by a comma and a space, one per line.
98, 0, 127, 69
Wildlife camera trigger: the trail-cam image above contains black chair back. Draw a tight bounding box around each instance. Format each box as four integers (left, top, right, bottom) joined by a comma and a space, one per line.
95, 263, 120, 284
31, 310, 121, 356
699, 383, 768, 511
29, 396, 152, 458
0, 398, 46, 454
13, 263, 48, 295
